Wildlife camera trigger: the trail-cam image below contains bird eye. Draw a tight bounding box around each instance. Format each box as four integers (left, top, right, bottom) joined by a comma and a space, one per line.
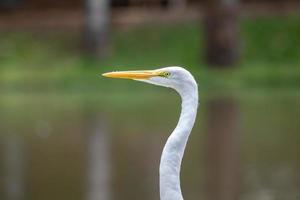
159, 71, 171, 78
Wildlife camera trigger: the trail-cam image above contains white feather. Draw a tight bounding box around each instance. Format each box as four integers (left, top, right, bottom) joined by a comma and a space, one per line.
142, 67, 198, 200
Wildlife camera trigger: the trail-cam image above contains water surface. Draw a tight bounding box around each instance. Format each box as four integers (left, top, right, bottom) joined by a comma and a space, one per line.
0, 92, 299, 200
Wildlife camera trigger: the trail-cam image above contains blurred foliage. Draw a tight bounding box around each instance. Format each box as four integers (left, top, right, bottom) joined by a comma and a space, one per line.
1, 15, 299, 200
0, 15, 300, 98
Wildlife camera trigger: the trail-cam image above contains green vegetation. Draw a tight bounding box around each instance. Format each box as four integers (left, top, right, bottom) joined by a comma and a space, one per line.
0, 15, 300, 98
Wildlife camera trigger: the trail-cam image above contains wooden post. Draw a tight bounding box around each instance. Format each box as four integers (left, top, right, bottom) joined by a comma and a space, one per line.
84, 0, 110, 58
203, 0, 239, 67
168, 0, 186, 10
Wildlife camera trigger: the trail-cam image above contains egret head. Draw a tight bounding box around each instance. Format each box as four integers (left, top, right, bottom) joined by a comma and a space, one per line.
102, 66, 197, 95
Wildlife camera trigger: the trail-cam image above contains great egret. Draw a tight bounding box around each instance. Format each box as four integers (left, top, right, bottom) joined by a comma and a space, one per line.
103, 66, 198, 200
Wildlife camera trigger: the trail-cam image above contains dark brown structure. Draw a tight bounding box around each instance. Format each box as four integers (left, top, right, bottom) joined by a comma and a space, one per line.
84, 0, 110, 58
203, 0, 239, 67
0, 0, 297, 10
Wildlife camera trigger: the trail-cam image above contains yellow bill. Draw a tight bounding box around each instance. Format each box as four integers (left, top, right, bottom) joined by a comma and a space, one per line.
102, 70, 160, 80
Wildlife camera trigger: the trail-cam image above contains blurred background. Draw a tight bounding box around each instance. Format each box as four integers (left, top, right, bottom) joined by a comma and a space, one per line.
0, 0, 300, 199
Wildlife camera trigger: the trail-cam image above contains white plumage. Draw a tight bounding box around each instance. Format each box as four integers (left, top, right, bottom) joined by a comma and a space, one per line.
103, 66, 199, 200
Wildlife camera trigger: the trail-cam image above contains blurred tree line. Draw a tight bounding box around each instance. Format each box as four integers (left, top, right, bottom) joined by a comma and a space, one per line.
0, 0, 296, 67
83, 0, 240, 67
0, 0, 297, 9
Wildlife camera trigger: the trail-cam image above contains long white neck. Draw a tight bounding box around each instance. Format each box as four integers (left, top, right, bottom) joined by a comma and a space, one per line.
159, 85, 198, 200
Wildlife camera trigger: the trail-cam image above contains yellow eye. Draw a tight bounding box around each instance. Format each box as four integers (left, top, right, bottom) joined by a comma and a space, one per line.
159, 71, 171, 78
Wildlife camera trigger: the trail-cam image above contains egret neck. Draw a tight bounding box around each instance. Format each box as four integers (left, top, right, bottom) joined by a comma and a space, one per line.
159, 84, 198, 200
102, 67, 199, 200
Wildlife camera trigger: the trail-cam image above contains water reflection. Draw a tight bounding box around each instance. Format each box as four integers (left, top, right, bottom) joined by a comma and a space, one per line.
113, 130, 163, 200
205, 98, 241, 200
0, 94, 299, 200
85, 115, 111, 200
26, 118, 84, 200
2, 135, 25, 200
